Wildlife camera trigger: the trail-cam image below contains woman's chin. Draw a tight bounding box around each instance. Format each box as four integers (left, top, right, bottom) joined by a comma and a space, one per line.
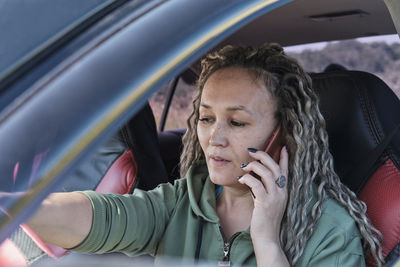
209, 173, 238, 186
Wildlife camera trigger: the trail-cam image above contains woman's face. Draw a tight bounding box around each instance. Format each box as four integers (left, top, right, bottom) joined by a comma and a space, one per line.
197, 67, 278, 187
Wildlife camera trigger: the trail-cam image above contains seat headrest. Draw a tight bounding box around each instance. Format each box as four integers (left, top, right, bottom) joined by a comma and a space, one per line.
311, 70, 400, 193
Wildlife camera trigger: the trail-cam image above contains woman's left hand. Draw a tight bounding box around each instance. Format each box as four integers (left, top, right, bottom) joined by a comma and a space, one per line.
238, 146, 289, 265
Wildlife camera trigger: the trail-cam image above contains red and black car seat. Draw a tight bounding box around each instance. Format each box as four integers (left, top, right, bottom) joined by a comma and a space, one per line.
0, 102, 168, 266
312, 70, 400, 266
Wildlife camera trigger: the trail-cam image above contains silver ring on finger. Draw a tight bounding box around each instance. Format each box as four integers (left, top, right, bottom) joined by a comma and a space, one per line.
275, 175, 286, 188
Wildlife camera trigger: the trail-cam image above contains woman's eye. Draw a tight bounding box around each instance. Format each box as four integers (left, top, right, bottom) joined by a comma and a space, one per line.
199, 117, 212, 123
231, 120, 245, 127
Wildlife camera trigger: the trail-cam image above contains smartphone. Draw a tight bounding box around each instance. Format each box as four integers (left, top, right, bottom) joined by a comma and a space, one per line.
264, 124, 285, 163
249, 124, 285, 181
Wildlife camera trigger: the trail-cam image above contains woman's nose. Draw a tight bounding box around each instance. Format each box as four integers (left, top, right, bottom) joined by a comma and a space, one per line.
209, 124, 228, 147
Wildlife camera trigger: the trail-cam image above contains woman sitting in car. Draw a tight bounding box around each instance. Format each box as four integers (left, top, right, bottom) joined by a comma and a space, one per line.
28, 43, 383, 266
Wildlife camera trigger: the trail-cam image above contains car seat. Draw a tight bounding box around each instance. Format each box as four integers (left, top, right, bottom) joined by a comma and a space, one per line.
311, 70, 400, 266
0, 102, 168, 266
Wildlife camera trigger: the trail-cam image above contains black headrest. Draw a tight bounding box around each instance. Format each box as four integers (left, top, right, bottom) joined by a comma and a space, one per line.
120, 103, 168, 190
311, 70, 400, 193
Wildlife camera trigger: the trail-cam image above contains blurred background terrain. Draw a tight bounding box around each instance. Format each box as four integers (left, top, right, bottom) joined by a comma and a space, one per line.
288, 39, 400, 99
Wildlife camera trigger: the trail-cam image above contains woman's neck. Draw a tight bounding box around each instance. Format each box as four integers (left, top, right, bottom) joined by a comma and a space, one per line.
216, 185, 254, 239
217, 185, 254, 208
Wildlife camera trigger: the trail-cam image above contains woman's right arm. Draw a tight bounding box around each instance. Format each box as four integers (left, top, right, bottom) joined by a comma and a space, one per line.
26, 192, 93, 249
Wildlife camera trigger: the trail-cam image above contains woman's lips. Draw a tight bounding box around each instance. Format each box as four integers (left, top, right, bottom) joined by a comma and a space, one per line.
209, 156, 231, 167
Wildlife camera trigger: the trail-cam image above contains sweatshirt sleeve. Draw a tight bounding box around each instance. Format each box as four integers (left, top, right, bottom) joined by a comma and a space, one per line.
296, 200, 366, 267
303, 225, 365, 267
68, 182, 181, 256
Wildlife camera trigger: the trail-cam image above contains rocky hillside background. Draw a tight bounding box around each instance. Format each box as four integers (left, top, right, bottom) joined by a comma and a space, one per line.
287, 39, 400, 99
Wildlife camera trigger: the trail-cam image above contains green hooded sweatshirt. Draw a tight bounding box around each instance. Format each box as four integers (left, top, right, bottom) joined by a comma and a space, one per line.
70, 161, 365, 266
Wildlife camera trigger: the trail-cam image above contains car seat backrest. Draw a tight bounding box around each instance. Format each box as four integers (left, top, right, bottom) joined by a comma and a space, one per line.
311, 70, 400, 266
121, 103, 168, 190
158, 129, 186, 181
95, 149, 138, 194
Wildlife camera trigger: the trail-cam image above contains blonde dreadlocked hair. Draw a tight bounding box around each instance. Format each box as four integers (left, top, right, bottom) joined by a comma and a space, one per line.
180, 43, 383, 266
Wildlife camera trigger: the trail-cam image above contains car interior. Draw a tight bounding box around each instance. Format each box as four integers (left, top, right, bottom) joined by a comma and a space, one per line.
7, 64, 399, 267
1, 0, 399, 266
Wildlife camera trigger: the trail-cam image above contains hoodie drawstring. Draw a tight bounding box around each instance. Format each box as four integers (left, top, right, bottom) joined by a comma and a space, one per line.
195, 216, 204, 264
195, 185, 222, 264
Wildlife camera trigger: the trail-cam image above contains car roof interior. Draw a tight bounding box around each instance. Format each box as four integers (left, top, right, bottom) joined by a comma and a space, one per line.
182, 0, 399, 76
221, 0, 397, 47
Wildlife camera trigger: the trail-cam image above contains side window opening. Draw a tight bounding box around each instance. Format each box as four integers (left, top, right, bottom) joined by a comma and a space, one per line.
150, 76, 196, 131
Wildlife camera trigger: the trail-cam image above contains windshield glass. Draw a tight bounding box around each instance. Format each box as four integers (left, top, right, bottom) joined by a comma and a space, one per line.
0, 0, 113, 77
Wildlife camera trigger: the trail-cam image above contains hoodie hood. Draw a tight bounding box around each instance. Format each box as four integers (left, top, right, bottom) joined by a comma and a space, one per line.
185, 160, 220, 223
184, 160, 319, 225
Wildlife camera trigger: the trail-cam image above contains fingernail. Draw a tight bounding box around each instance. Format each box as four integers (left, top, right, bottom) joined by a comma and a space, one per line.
240, 162, 249, 168
237, 175, 243, 180
285, 145, 289, 153
247, 148, 258, 153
